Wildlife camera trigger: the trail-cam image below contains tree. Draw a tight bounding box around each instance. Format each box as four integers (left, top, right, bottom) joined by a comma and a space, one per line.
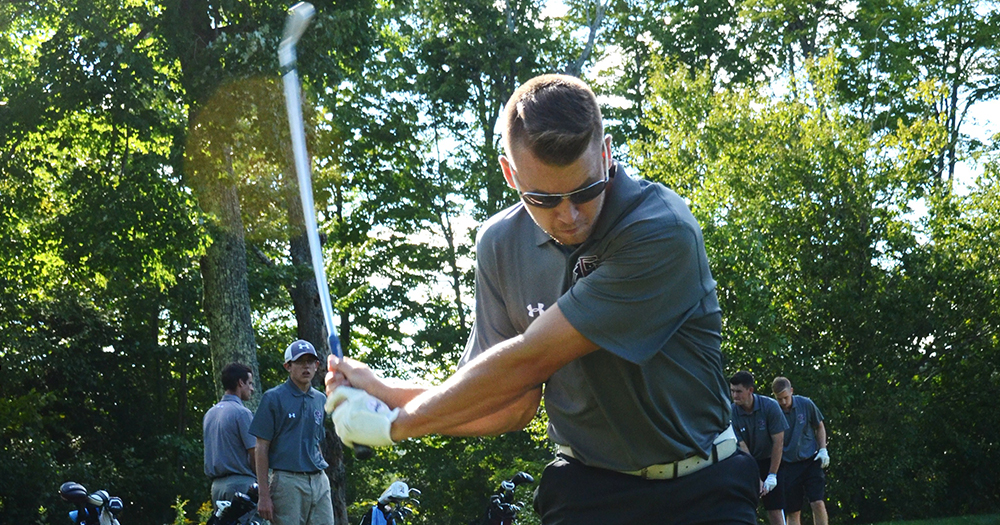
628, 55, 993, 521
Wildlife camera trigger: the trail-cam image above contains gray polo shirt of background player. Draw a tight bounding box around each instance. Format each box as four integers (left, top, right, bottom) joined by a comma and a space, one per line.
731, 393, 788, 461
249, 380, 329, 473
204, 394, 256, 479
461, 162, 730, 472
781, 395, 824, 463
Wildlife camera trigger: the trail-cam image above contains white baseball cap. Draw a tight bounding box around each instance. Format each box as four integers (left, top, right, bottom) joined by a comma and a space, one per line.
284, 339, 319, 364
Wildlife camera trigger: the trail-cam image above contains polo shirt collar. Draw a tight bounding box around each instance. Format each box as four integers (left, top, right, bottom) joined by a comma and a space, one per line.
283, 379, 315, 397
221, 393, 244, 405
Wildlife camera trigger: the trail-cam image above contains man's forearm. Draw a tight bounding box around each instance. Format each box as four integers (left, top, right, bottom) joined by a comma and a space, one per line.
430, 387, 541, 436
816, 422, 827, 449
255, 441, 270, 493
392, 304, 597, 441
392, 336, 545, 439
769, 434, 784, 474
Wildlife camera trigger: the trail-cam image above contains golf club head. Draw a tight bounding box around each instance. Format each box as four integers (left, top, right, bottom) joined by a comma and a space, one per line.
87, 489, 109, 507
245, 483, 259, 502
59, 481, 90, 505
278, 3, 315, 67
378, 481, 411, 504
510, 471, 534, 486
107, 497, 124, 516
281, 3, 315, 46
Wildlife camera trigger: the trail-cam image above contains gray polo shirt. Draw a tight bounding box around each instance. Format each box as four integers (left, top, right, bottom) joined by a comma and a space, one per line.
781, 395, 824, 463
204, 394, 257, 478
731, 393, 787, 462
249, 380, 329, 473
461, 162, 730, 472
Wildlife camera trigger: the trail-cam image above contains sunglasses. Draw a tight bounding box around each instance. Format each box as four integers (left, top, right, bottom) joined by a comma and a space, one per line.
517, 174, 609, 209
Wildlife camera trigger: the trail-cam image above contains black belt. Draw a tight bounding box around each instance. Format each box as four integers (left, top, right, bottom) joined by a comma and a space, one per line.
211, 473, 254, 480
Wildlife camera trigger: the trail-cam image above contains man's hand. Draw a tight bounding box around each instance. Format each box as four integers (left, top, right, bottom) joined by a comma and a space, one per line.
257, 492, 274, 521
326, 355, 381, 395
815, 447, 830, 468
327, 386, 398, 448
761, 473, 778, 495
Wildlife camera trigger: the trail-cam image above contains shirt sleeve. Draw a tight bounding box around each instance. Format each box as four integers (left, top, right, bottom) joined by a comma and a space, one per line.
249, 393, 276, 441
239, 408, 257, 450
559, 216, 715, 365
731, 407, 747, 443
459, 230, 519, 367
808, 398, 824, 425
767, 400, 789, 433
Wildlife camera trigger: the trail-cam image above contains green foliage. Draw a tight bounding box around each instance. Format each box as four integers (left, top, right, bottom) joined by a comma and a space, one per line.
3, 0, 999, 523
633, 54, 999, 522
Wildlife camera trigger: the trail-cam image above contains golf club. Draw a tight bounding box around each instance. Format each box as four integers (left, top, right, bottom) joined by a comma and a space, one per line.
279, 1, 373, 460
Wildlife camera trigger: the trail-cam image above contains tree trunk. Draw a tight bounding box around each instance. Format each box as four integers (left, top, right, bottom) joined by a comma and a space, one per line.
199, 155, 261, 409
168, 0, 261, 406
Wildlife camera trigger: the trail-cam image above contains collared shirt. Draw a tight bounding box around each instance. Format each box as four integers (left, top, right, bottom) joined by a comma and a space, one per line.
781, 395, 824, 462
461, 162, 730, 471
204, 394, 256, 478
249, 380, 329, 473
731, 393, 788, 461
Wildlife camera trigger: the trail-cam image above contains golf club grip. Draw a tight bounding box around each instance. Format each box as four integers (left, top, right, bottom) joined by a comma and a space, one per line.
355, 445, 373, 460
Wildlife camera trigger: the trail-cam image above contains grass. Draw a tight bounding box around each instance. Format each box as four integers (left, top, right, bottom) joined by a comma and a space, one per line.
869, 515, 1000, 525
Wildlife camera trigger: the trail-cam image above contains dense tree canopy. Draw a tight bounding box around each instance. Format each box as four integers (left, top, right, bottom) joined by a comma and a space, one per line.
1, 0, 998, 523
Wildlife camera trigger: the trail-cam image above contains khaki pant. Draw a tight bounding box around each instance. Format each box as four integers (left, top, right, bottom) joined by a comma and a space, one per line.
269, 470, 335, 525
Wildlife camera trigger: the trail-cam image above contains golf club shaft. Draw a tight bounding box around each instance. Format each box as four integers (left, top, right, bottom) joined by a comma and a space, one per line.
280, 3, 371, 460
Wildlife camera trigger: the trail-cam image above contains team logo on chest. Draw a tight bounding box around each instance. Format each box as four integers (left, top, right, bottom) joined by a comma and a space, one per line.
573, 255, 600, 282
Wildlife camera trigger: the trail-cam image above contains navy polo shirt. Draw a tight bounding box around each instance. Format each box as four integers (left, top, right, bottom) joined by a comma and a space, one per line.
731, 393, 788, 461
249, 380, 329, 473
781, 395, 824, 462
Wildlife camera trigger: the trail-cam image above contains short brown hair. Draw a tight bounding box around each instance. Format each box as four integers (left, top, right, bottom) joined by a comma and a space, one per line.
772, 376, 792, 394
730, 371, 755, 390
502, 74, 604, 166
222, 362, 252, 391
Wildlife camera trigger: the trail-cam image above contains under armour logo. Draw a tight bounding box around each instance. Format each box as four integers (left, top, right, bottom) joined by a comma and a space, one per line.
297, 342, 309, 350
288, 412, 297, 418
526, 303, 545, 318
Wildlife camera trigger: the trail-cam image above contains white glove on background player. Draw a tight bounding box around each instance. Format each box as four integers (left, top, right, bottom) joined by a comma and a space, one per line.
762, 473, 778, 495
326, 386, 399, 448
815, 447, 830, 468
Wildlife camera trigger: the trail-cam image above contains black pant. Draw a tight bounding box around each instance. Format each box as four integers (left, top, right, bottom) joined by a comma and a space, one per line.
533, 449, 759, 525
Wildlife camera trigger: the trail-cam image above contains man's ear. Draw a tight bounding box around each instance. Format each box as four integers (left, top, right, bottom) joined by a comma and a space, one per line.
498, 155, 516, 189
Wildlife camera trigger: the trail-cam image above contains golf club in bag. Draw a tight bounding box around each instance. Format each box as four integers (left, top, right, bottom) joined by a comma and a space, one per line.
359, 481, 421, 525
207, 483, 261, 525
59, 481, 124, 525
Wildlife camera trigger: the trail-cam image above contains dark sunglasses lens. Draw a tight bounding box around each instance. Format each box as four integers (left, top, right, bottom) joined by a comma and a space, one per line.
569, 180, 607, 204
521, 194, 563, 208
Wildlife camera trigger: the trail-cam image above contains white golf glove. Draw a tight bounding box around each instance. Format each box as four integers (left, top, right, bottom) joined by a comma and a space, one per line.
762, 473, 778, 495
815, 447, 830, 468
327, 386, 399, 448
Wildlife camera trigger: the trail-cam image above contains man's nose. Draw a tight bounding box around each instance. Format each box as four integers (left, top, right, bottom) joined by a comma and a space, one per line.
553, 200, 581, 222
